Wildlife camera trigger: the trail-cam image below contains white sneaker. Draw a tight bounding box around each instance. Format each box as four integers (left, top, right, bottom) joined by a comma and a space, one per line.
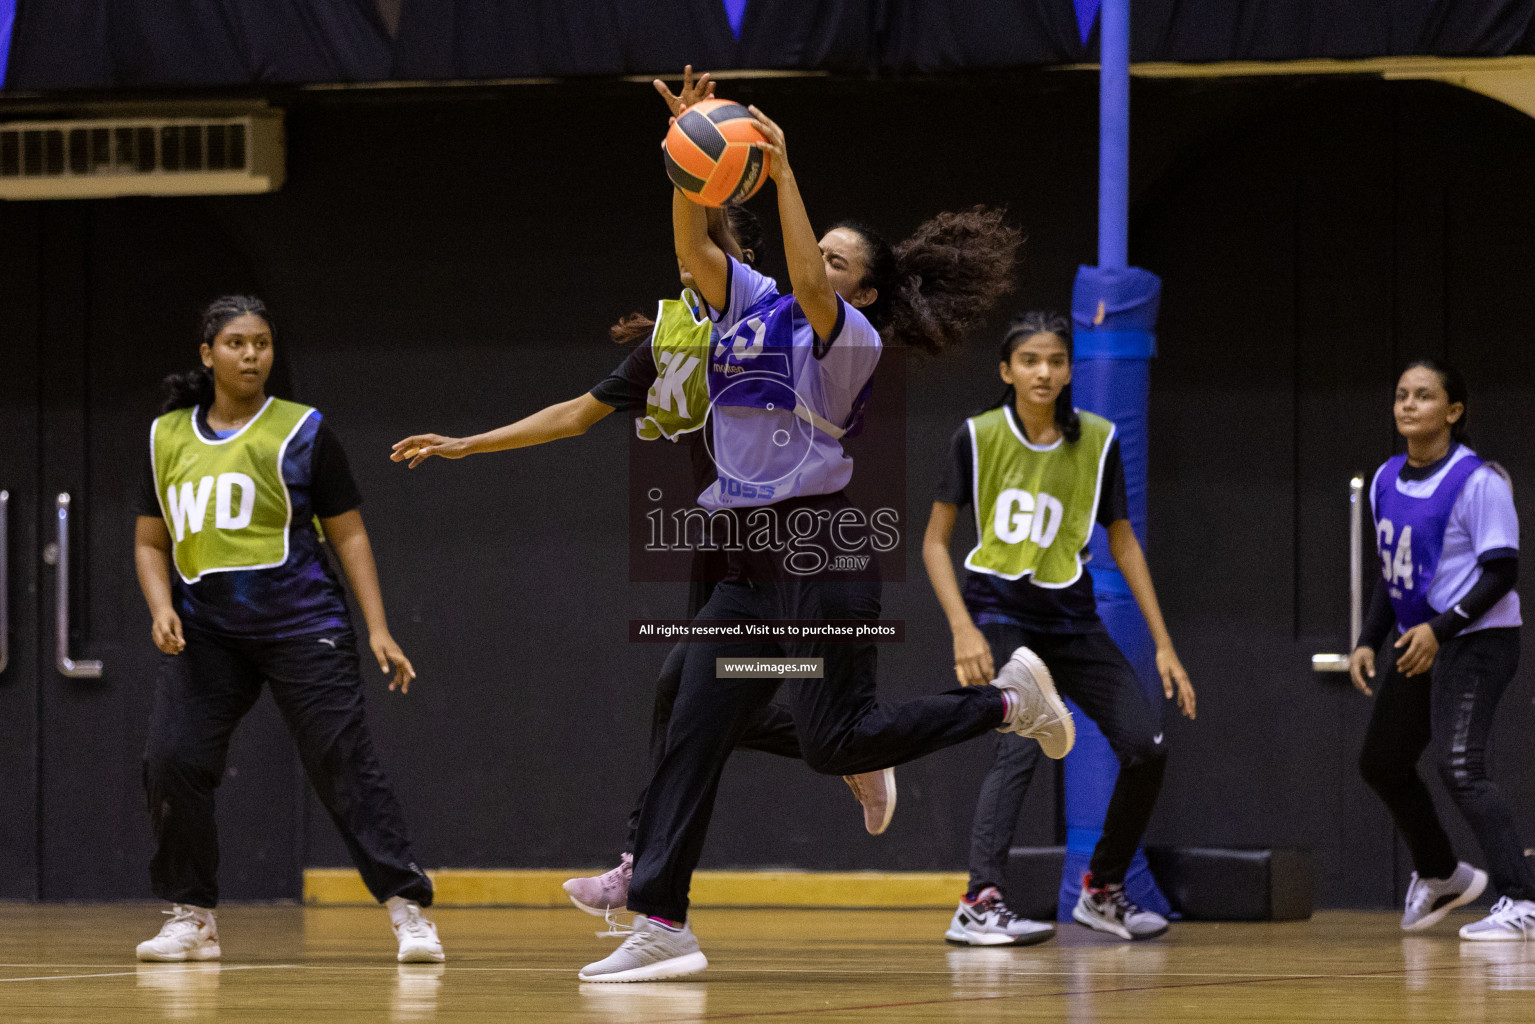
388, 897, 446, 963
990, 646, 1074, 759
1460, 897, 1535, 941
1402, 862, 1488, 931
136, 905, 221, 962
579, 915, 708, 982
944, 887, 1054, 946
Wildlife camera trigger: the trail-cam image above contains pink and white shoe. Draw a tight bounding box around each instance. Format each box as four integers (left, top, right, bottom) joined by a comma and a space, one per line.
563, 853, 633, 916
843, 768, 897, 835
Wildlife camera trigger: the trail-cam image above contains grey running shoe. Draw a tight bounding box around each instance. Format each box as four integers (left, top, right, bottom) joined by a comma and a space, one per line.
945, 887, 1055, 947
578, 915, 708, 982
563, 853, 633, 916
844, 768, 897, 835
1459, 897, 1535, 941
990, 646, 1074, 759
1073, 878, 1169, 940
1402, 861, 1487, 931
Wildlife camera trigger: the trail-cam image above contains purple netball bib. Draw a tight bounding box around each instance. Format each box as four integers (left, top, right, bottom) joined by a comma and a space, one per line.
708, 293, 802, 411
1372, 448, 1483, 630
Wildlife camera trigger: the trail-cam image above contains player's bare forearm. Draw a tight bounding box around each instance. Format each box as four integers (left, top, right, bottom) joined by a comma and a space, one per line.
465, 396, 613, 454
321, 510, 392, 637
922, 503, 975, 632
1107, 519, 1175, 649
673, 189, 728, 310
772, 166, 838, 339
134, 516, 177, 617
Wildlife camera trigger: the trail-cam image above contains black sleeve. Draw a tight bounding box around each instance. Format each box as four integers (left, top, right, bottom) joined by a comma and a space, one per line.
1426, 556, 1519, 643
588, 341, 658, 412
1357, 574, 1396, 651
134, 457, 162, 517
311, 423, 364, 519
934, 425, 972, 506
1096, 439, 1129, 528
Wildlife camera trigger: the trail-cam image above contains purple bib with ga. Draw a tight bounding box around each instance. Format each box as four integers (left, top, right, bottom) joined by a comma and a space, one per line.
1372, 448, 1483, 630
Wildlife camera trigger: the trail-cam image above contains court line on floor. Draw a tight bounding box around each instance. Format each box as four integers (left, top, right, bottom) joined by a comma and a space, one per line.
0, 965, 295, 983
643, 962, 1473, 1022
0, 962, 1478, 980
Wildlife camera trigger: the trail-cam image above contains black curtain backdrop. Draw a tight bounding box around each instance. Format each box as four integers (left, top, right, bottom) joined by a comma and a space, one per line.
8, 1, 1535, 90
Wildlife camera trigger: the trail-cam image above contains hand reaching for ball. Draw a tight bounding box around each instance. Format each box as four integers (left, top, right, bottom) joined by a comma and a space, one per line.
747, 105, 788, 181
654, 64, 716, 118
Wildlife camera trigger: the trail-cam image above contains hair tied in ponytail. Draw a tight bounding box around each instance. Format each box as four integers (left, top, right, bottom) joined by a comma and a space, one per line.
158, 295, 272, 413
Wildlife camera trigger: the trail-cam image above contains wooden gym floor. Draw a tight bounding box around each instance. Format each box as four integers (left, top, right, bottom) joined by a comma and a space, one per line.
1, 905, 1531, 1022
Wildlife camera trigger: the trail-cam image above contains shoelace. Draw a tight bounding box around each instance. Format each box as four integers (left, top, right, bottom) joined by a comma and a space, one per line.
599, 908, 635, 937
1095, 884, 1145, 921
397, 905, 434, 940
1019, 708, 1062, 736
620, 926, 667, 956
967, 891, 1020, 926
1488, 897, 1535, 934
160, 906, 208, 937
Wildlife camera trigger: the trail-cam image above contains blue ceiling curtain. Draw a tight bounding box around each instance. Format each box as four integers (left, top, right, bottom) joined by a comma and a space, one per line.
4, 0, 392, 89
4, 2, 1535, 92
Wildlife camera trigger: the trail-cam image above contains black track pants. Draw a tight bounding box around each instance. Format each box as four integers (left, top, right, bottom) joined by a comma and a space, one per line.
967, 623, 1167, 893
143, 626, 433, 908
624, 640, 802, 853
1359, 627, 1535, 900
627, 577, 1007, 922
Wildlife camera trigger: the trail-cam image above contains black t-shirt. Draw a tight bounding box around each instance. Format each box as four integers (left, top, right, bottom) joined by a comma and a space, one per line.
135, 408, 362, 519
589, 341, 718, 498
588, 342, 656, 411
934, 404, 1128, 632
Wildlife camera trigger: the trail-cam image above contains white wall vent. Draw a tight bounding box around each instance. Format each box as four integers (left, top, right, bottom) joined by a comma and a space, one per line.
0, 113, 283, 200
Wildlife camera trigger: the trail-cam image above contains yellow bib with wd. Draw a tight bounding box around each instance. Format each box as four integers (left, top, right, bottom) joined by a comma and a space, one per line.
150, 397, 316, 583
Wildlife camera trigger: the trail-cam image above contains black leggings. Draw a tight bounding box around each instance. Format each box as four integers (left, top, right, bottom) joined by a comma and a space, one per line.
967, 623, 1167, 892
1359, 626, 1535, 900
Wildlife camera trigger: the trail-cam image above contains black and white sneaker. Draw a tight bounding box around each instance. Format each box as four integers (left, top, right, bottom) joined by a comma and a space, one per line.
1072, 876, 1168, 941
1401, 862, 1487, 931
945, 886, 1054, 946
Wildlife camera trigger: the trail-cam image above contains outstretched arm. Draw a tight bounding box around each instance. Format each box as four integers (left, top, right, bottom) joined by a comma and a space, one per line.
922, 502, 994, 687
748, 106, 839, 340
391, 394, 615, 468
1107, 519, 1195, 719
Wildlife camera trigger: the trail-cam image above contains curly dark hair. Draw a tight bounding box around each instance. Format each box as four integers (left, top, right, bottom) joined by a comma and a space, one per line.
610, 204, 765, 345
160, 295, 272, 412
835, 206, 1022, 355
